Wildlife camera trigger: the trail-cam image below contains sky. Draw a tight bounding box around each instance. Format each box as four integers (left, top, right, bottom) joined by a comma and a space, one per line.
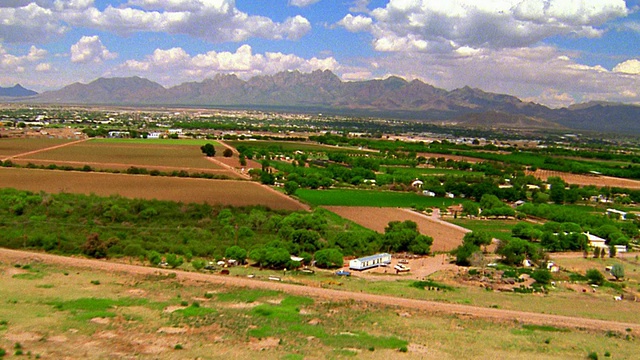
0, 0, 639, 108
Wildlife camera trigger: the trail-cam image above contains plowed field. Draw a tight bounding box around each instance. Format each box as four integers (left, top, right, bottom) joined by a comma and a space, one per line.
527, 169, 640, 189
324, 206, 468, 252
0, 167, 308, 211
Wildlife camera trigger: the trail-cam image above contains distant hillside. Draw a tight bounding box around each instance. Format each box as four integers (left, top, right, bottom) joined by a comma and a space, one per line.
0, 84, 37, 97
25, 70, 640, 134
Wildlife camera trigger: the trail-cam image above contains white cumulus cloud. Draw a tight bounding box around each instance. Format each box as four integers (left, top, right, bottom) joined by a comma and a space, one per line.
339, 0, 629, 52
0, 0, 311, 44
370, 45, 640, 107
70, 36, 118, 63
115, 44, 339, 85
288, 0, 321, 7
613, 59, 640, 74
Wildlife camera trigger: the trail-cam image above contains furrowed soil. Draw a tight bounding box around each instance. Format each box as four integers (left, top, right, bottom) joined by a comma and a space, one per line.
527, 169, 640, 189
323, 206, 468, 252
0, 167, 308, 211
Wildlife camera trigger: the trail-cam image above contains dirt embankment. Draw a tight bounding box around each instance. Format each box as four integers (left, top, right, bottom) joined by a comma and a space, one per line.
1, 248, 637, 333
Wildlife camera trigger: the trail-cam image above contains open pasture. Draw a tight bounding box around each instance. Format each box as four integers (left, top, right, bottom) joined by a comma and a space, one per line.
1, 249, 638, 360
297, 188, 460, 208
12, 138, 227, 172
0, 137, 74, 159
324, 206, 467, 252
0, 167, 307, 210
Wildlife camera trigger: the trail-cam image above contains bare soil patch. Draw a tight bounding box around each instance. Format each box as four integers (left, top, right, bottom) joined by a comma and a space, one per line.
527, 169, 640, 189
0, 167, 308, 211
324, 206, 467, 252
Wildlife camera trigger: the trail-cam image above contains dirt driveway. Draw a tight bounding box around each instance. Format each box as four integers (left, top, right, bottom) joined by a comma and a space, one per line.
1, 248, 637, 333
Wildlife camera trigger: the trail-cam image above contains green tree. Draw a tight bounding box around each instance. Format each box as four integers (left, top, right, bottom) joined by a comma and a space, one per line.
314, 248, 344, 269
462, 201, 480, 217
531, 268, 552, 285
192, 259, 205, 271
462, 231, 492, 252
148, 251, 162, 266
284, 181, 299, 196
610, 264, 624, 281
222, 148, 233, 157
225, 245, 247, 264
165, 253, 184, 268
586, 268, 605, 285
200, 143, 216, 157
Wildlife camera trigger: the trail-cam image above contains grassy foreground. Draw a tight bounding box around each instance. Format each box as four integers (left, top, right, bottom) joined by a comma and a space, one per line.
0, 257, 637, 359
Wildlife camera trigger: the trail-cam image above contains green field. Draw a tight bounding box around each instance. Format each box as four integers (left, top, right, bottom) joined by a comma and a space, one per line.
449, 219, 519, 242
296, 188, 461, 207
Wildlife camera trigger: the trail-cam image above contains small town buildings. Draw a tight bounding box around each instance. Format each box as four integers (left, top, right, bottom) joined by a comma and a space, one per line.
108, 131, 130, 138
349, 253, 392, 271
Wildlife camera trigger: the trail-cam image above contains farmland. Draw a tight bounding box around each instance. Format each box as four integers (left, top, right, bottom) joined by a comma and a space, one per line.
0, 137, 76, 159
0, 167, 307, 211
296, 189, 461, 208
7, 138, 241, 175
324, 206, 467, 252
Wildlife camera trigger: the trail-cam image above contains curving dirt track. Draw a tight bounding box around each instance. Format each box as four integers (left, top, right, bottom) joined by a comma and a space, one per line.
2, 248, 637, 333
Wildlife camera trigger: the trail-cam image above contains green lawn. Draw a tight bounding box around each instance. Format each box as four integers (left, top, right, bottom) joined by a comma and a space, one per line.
296, 188, 460, 207
449, 219, 519, 242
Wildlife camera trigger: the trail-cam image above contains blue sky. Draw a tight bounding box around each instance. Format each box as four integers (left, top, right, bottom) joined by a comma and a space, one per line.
0, 0, 639, 108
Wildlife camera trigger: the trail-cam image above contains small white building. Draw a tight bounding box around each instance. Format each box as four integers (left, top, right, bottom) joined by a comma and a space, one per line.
614, 245, 627, 253
606, 208, 627, 220
422, 190, 436, 197
349, 253, 392, 271
584, 232, 607, 249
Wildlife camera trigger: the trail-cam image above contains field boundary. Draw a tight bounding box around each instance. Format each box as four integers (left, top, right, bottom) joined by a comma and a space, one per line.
2, 138, 88, 162
0, 247, 637, 333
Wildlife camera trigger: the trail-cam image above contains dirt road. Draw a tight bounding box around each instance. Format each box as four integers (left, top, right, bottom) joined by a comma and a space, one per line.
2, 248, 637, 333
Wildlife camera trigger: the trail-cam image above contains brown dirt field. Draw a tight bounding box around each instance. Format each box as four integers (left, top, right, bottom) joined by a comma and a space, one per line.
527, 169, 640, 189
16, 141, 224, 169
1, 248, 637, 333
324, 206, 468, 252
417, 152, 481, 163
0, 167, 308, 211
9, 158, 242, 178
0, 138, 78, 159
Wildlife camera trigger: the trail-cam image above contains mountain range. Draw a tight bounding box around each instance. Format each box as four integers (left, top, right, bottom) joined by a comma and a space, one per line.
0, 84, 38, 97
10, 70, 640, 134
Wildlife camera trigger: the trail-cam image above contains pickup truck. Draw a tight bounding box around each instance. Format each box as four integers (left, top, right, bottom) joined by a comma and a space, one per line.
394, 264, 410, 272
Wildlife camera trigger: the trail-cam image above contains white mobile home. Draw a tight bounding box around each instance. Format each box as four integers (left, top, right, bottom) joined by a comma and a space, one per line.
349, 253, 392, 271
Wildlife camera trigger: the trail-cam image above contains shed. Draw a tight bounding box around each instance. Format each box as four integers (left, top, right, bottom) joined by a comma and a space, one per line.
349, 253, 392, 271
584, 232, 607, 249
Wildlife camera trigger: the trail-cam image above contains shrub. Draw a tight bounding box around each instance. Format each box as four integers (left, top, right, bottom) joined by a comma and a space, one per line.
587, 351, 598, 360
174, 344, 183, 350
610, 264, 624, 281
399, 346, 408, 353
586, 269, 605, 286
0, 348, 5, 357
